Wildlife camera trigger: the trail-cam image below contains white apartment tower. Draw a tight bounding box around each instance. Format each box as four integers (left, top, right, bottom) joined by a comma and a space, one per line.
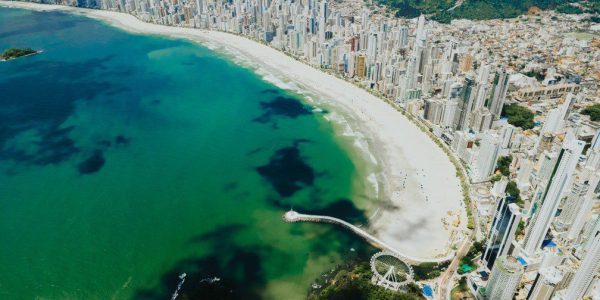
558, 179, 588, 226
522, 140, 584, 256
535, 150, 558, 187
473, 64, 490, 110
565, 173, 600, 241
527, 267, 563, 300
475, 134, 501, 182
587, 131, 600, 171
561, 229, 600, 299
396, 26, 408, 48
486, 255, 525, 300
517, 159, 534, 190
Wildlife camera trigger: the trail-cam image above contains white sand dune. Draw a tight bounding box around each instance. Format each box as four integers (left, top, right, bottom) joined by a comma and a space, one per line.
1, 0, 466, 259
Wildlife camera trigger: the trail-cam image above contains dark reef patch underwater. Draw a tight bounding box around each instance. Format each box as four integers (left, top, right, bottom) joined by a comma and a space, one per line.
77, 150, 106, 174
256, 140, 314, 197
253, 95, 313, 125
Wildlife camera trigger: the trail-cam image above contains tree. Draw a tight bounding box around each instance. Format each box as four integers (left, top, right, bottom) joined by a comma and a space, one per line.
309, 263, 423, 300
490, 174, 502, 182
501, 103, 535, 130
412, 261, 450, 281
496, 155, 513, 176
377, 0, 580, 23
556, 3, 584, 14
525, 69, 545, 81
516, 220, 526, 236
0, 48, 37, 60
582, 104, 600, 122
587, 16, 600, 23
505, 181, 524, 206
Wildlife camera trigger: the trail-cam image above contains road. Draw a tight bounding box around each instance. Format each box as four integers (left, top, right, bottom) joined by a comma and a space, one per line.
437, 237, 472, 299
437, 186, 479, 300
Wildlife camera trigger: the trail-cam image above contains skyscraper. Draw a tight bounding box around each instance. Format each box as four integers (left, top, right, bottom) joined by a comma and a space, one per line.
564, 173, 599, 241
473, 64, 490, 110
415, 14, 426, 50
560, 229, 600, 299
489, 69, 510, 119
482, 197, 522, 270
540, 94, 576, 134
399, 14, 426, 103
195, 0, 204, 15
541, 108, 563, 134
586, 131, 600, 171
320, 0, 328, 20
559, 93, 576, 121
500, 124, 515, 149
535, 150, 558, 187
517, 159, 534, 190
576, 215, 600, 258
396, 26, 408, 48
486, 255, 525, 300
558, 179, 588, 227
522, 139, 584, 256
475, 133, 501, 182
454, 76, 475, 130
526, 267, 563, 300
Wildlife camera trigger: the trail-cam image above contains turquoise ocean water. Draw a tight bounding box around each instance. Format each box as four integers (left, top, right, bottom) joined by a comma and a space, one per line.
0, 7, 375, 300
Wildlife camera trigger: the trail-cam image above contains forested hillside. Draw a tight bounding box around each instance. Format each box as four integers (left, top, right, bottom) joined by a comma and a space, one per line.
377, 0, 600, 23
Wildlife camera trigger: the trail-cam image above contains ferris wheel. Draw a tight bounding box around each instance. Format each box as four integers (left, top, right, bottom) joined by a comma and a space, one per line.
370, 251, 414, 291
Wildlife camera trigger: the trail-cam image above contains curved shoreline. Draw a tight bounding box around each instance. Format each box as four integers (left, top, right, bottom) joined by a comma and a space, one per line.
0, 0, 468, 259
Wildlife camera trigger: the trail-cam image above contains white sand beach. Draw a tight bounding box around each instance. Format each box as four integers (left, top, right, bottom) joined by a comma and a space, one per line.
1, 0, 466, 259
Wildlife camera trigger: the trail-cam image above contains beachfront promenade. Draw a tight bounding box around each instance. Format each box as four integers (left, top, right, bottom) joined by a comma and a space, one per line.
283, 210, 455, 265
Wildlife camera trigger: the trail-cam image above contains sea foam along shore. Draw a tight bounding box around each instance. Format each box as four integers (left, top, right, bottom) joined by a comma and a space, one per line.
0, 0, 466, 259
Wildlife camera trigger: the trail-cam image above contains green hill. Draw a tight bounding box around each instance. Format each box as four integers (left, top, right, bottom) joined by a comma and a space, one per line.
378, 0, 598, 23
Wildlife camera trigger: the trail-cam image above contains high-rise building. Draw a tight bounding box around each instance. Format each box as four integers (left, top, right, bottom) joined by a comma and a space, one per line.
195, 0, 204, 15
486, 255, 525, 300
517, 159, 534, 190
320, 0, 328, 20
586, 131, 600, 171
482, 197, 522, 270
559, 93, 576, 121
535, 133, 555, 159
442, 99, 458, 129
564, 173, 599, 241
535, 150, 558, 187
470, 108, 493, 132
541, 108, 563, 134
475, 133, 501, 182
500, 124, 515, 150
473, 64, 490, 110
355, 55, 366, 79
527, 267, 563, 300
396, 26, 408, 48
540, 95, 575, 135
558, 179, 588, 227
560, 229, 600, 299
491, 177, 509, 198
454, 76, 475, 130
489, 69, 510, 119
522, 140, 585, 256
576, 215, 600, 258
415, 14, 426, 50
423, 98, 445, 125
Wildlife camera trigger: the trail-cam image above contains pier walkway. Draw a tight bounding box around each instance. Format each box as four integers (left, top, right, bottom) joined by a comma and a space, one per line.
283, 210, 454, 265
